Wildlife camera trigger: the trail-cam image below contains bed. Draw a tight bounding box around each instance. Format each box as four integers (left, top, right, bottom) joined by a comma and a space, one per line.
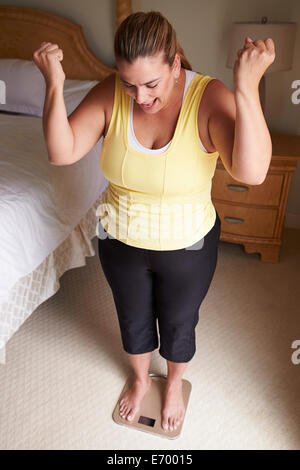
0, 0, 132, 365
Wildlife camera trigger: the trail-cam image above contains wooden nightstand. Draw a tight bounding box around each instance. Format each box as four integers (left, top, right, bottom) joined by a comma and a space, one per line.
211, 132, 300, 263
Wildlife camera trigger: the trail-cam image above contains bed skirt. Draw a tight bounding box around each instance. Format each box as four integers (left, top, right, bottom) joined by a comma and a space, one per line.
0, 191, 105, 365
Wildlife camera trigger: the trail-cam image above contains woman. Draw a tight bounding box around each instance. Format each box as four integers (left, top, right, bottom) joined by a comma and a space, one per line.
33, 11, 275, 433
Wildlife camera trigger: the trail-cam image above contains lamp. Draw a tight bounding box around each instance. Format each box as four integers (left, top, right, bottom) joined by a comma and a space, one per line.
226, 18, 297, 113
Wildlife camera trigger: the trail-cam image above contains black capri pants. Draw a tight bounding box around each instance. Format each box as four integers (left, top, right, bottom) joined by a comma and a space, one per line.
97, 211, 221, 363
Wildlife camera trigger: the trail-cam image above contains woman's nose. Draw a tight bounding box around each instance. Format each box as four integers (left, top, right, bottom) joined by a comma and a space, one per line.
135, 88, 148, 104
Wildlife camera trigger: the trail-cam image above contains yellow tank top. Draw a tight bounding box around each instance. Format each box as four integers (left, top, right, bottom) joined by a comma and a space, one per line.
98, 71, 220, 250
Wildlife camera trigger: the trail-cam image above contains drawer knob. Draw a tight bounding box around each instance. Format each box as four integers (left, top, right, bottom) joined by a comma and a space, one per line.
227, 184, 249, 192
224, 216, 244, 224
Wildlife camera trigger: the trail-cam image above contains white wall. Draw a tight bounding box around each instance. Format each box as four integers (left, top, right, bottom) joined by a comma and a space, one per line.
1, 0, 299, 225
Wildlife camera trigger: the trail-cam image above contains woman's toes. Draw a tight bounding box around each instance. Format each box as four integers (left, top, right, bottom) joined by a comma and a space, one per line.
127, 405, 138, 421
119, 402, 125, 413
162, 418, 168, 430
126, 408, 131, 420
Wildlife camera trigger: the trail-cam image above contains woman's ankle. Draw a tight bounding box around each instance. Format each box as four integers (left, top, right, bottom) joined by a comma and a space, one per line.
127, 351, 152, 384
134, 373, 151, 384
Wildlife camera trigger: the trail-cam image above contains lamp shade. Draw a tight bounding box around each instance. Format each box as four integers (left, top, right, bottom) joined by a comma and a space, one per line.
226, 21, 297, 73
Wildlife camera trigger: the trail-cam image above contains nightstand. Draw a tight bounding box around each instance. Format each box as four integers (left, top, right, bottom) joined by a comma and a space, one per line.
211, 132, 300, 263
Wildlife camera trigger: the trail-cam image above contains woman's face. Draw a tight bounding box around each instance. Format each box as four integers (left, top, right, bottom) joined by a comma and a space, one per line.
116, 50, 181, 114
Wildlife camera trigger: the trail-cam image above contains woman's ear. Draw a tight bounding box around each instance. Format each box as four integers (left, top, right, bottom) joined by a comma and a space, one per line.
173, 53, 181, 79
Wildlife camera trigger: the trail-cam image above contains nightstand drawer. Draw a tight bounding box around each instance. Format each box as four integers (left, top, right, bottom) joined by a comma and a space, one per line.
215, 202, 277, 238
212, 168, 283, 206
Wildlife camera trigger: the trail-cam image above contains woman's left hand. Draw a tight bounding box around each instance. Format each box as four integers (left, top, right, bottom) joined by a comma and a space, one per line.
233, 37, 276, 93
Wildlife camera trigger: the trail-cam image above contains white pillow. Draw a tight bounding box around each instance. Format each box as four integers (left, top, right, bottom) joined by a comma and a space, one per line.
63, 78, 100, 115
0, 58, 45, 116
0, 58, 100, 117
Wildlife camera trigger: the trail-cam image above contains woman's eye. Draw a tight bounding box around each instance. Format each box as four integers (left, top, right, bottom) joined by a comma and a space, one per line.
123, 83, 157, 89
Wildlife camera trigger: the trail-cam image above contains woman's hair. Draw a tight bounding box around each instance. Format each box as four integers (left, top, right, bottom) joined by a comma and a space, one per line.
114, 11, 192, 71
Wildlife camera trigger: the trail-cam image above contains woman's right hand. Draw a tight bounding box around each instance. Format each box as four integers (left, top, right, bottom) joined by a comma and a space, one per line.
32, 42, 66, 88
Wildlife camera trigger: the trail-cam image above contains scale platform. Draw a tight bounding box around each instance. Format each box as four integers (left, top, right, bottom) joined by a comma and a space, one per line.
112, 373, 192, 439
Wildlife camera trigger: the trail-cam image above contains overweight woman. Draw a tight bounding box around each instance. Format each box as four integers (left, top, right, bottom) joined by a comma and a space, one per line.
33, 11, 275, 433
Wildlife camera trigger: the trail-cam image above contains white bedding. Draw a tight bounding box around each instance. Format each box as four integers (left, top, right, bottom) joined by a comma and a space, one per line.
0, 113, 108, 359
0, 113, 107, 303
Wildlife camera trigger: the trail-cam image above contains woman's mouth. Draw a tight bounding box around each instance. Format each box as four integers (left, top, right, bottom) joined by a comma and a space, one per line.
140, 98, 157, 110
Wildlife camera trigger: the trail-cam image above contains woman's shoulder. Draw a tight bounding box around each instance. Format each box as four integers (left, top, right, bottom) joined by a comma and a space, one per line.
201, 77, 234, 114
92, 73, 118, 123
192, 70, 231, 110
195, 74, 230, 154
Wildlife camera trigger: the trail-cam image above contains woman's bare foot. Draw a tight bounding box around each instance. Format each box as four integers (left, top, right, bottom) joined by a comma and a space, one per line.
161, 380, 185, 431
119, 376, 152, 421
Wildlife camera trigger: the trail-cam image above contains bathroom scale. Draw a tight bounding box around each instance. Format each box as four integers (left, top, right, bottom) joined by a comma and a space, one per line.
112, 373, 192, 439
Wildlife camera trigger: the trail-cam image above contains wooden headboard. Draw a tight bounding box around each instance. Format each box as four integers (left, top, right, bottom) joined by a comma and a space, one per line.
0, 0, 132, 80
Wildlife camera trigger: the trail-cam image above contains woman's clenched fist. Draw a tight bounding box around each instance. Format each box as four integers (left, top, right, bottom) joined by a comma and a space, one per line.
32, 42, 65, 88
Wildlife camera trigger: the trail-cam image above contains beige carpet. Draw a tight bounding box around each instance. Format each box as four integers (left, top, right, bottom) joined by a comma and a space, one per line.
0, 227, 299, 450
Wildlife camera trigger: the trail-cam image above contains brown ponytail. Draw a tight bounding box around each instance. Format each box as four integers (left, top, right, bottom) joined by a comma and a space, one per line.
114, 11, 192, 71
